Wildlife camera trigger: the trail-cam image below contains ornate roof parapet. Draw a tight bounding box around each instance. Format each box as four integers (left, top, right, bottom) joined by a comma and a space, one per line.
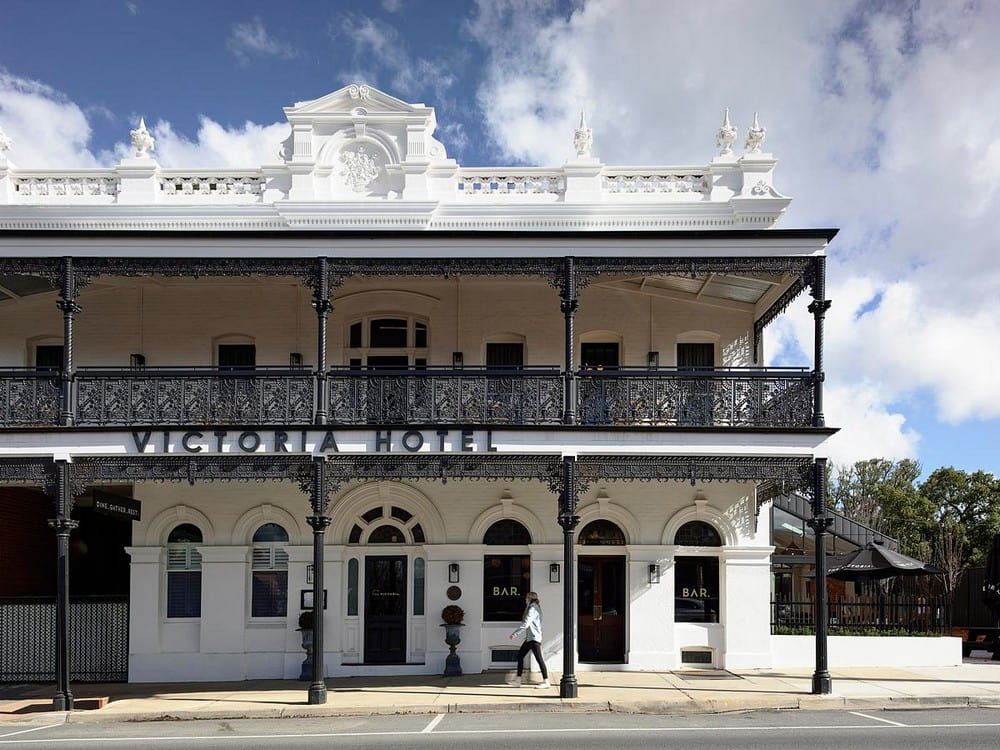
0, 86, 791, 229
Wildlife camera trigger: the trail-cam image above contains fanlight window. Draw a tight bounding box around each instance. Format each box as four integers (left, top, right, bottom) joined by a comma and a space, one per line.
349, 506, 425, 545
674, 520, 722, 547
484, 519, 531, 545
578, 519, 626, 546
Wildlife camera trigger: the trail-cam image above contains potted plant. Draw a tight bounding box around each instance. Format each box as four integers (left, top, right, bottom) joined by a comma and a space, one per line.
297, 610, 315, 681
441, 605, 465, 677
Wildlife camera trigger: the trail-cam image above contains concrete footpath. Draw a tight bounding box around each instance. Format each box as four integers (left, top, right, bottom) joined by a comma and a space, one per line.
2, 661, 999, 725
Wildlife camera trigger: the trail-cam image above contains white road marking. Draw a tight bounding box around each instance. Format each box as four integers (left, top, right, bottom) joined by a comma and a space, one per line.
421, 714, 445, 733
849, 711, 907, 727
0, 726, 62, 739
3, 721, 1000, 744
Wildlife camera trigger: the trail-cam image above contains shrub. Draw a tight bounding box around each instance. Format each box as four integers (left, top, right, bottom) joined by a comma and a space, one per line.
298, 610, 315, 630
441, 605, 465, 624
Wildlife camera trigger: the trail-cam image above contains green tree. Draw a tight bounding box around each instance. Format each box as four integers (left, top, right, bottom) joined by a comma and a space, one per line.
920, 467, 1000, 568
829, 458, 935, 556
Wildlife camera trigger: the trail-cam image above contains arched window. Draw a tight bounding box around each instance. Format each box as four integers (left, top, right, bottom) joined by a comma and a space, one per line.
346, 316, 429, 370
483, 519, 531, 622
166, 523, 202, 618
578, 519, 626, 546
251, 523, 289, 618
673, 521, 722, 624
348, 505, 424, 545
483, 519, 531, 545
674, 521, 722, 547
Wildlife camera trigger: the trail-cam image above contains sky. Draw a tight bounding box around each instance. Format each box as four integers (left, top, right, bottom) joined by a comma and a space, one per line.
1, 0, 998, 480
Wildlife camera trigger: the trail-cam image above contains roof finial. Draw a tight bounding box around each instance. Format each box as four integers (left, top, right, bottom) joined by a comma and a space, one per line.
130, 117, 155, 158
715, 108, 737, 156
573, 109, 593, 158
745, 111, 766, 154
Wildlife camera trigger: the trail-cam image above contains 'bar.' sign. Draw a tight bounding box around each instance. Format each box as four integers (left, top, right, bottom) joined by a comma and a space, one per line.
92, 490, 141, 522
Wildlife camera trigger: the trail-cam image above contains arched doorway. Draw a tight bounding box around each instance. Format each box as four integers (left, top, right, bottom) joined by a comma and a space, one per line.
577, 519, 627, 663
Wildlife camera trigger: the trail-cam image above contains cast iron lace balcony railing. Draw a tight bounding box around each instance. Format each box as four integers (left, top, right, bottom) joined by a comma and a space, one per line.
74, 367, 315, 426
0, 369, 61, 426
326, 366, 564, 425
0, 366, 816, 428
576, 367, 815, 427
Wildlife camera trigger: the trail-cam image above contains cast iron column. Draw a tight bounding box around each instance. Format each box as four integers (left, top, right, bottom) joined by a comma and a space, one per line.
306, 456, 330, 704
48, 460, 78, 711
57, 257, 81, 426
312, 257, 331, 425
560, 258, 578, 425
807, 457, 833, 694
557, 456, 580, 698
808, 257, 831, 428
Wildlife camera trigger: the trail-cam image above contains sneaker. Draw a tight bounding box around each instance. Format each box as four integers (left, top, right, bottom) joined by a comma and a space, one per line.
535, 679, 551, 689
505, 676, 522, 687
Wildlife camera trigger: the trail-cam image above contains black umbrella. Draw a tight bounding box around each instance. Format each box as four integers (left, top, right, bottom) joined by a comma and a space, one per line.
983, 533, 1000, 620
827, 542, 943, 582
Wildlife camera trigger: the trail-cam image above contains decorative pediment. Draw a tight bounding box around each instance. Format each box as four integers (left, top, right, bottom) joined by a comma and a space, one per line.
284, 84, 430, 117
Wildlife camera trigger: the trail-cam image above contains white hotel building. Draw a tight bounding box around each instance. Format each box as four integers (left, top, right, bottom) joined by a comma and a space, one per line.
0, 86, 841, 705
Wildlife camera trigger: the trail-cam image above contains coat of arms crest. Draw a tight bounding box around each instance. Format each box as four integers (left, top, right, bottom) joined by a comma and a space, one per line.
340, 146, 380, 192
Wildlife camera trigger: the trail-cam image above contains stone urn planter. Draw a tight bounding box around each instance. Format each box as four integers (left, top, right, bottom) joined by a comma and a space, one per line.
441, 605, 465, 677
297, 610, 315, 681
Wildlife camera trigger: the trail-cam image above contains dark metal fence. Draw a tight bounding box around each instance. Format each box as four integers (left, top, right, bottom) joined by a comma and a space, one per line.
772, 595, 949, 635
0, 596, 129, 682
75, 368, 315, 426
0, 369, 60, 426
578, 368, 815, 427
327, 368, 564, 425
1, 365, 816, 429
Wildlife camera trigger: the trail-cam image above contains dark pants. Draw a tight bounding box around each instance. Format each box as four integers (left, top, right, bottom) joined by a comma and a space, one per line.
516, 639, 547, 678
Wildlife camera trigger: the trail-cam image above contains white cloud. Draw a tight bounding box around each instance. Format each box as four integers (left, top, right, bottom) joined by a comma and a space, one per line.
468, 0, 1000, 462
0, 72, 105, 167
126, 2, 138, 16
381, 0, 403, 11
227, 17, 296, 65
0, 72, 286, 169
334, 14, 456, 105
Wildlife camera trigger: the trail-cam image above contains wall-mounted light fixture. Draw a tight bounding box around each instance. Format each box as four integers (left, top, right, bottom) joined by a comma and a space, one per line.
306, 564, 314, 585
129, 353, 146, 369
549, 563, 561, 583
452, 351, 464, 368
647, 351, 659, 369
289, 352, 303, 368
648, 563, 661, 584
448, 563, 460, 583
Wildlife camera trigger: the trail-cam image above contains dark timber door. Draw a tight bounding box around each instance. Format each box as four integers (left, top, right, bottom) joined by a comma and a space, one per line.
364, 556, 407, 664
578, 556, 626, 662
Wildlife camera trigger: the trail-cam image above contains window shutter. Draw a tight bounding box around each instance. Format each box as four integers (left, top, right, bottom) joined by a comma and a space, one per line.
252, 547, 272, 569
273, 547, 289, 570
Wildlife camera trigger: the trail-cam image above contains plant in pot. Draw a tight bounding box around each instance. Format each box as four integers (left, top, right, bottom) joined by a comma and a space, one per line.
441, 605, 465, 677
297, 610, 315, 681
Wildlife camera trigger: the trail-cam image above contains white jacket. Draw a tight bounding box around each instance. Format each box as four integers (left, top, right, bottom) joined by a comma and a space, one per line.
511, 602, 543, 641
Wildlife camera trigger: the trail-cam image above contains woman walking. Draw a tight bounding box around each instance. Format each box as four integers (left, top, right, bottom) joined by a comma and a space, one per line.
506, 592, 550, 688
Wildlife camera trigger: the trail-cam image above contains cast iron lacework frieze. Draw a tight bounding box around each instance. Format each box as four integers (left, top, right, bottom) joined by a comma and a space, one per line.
323, 454, 564, 490
0, 371, 60, 426
576, 370, 814, 427
75, 369, 315, 426
327, 371, 563, 425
